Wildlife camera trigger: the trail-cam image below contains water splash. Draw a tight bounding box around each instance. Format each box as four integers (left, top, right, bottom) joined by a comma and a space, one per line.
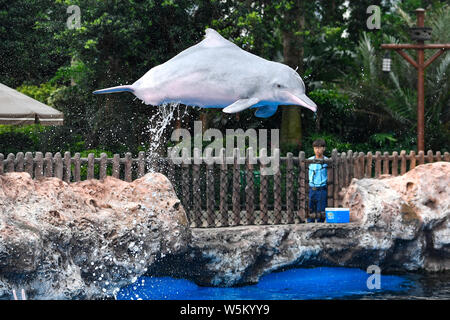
143, 103, 190, 172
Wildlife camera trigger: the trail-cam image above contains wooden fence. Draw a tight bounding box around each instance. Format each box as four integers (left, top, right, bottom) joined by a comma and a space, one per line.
1, 149, 449, 228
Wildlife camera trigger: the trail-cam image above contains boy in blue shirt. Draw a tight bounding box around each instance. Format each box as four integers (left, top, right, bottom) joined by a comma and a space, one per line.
308, 139, 328, 223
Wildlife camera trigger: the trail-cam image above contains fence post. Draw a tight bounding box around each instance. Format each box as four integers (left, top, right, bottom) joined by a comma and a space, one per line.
338, 152, 346, 206
426, 150, 433, 163
400, 150, 407, 175
444, 152, 450, 162
16, 152, 24, 172
346, 150, 353, 185
35, 152, 44, 180
325, 151, 335, 210
137, 151, 145, 178
358, 152, 365, 179
245, 147, 255, 225
25, 152, 33, 177
0, 153, 3, 175
332, 149, 339, 208
365, 151, 372, 178
44, 152, 53, 177
87, 153, 95, 180
182, 161, 191, 223
383, 151, 389, 175
72, 153, 80, 181
436, 151, 441, 162
409, 150, 416, 170
124, 152, 132, 182
418, 150, 425, 165
112, 154, 120, 179
219, 148, 228, 227
392, 151, 398, 176
273, 148, 282, 224
352, 152, 358, 179
342, 151, 349, 187
374, 151, 381, 178
260, 148, 269, 225
206, 158, 215, 227
54, 152, 63, 180
64, 152, 71, 183
6, 153, 15, 172
99, 153, 107, 180
232, 148, 241, 226
206, 162, 215, 227
286, 152, 294, 224
297, 151, 305, 223
192, 147, 202, 227
166, 148, 175, 184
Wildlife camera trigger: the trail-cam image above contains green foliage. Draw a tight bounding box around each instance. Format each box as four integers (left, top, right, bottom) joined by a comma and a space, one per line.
0, 124, 46, 154
370, 133, 398, 148
2, 0, 449, 158
0, 0, 69, 87
16, 82, 59, 105
343, 2, 450, 152
306, 88, 354, 134
303, 133, 352, 157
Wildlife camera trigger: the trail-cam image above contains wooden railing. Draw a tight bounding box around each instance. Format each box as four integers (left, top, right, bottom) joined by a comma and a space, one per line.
1, 149, 449, 228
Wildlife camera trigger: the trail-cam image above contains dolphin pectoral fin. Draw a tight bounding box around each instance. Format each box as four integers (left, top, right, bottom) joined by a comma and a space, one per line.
222, 98, 259, 114
254, 105, 278, 118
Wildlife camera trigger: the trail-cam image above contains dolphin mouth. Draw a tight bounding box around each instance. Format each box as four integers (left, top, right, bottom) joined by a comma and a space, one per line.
285, 92, 317, 112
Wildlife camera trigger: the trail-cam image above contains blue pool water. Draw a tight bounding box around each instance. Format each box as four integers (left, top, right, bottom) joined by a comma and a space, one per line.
116, 267, 415, 300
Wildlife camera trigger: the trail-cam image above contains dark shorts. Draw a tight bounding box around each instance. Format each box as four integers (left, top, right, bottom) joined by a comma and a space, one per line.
309, 186, 327, 213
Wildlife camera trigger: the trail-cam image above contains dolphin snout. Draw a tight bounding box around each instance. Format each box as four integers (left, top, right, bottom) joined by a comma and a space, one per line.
284, 92, 317, 112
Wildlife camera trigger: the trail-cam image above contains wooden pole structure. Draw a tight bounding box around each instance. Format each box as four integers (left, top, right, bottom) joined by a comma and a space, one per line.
381, 8, 450, 152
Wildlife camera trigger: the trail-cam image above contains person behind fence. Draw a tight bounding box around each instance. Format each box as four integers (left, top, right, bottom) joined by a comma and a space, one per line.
308, 139, 328, 223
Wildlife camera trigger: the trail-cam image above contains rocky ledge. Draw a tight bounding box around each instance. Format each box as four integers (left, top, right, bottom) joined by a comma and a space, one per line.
149, 161, 449, 287
0, 172, 190, 299
0, 162, 448, 298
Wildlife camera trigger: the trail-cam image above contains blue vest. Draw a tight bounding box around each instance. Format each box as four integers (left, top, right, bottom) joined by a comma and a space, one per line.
308, 156, 328, 187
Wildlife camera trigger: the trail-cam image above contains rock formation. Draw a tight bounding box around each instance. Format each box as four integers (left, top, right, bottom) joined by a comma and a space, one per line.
0, 161, 448, 298
0, 172, 190, 299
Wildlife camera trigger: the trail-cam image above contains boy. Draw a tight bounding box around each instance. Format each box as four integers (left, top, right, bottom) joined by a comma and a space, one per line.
308, 139, 328, 223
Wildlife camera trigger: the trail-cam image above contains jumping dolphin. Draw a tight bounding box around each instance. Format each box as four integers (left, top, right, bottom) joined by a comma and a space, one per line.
93, 28, 317, 118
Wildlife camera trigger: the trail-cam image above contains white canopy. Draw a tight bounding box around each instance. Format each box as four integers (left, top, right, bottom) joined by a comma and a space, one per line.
0, 83, 64, 125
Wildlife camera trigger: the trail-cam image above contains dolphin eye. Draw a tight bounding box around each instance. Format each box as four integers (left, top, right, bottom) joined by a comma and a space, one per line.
275, 83, 283, 88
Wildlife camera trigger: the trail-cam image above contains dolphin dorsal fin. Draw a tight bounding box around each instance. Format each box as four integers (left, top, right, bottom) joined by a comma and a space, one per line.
202, 28, 236, 48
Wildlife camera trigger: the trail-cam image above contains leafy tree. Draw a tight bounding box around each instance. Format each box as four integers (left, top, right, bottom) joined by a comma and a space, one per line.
0, 0, 69, 87
342, 4, 450, 152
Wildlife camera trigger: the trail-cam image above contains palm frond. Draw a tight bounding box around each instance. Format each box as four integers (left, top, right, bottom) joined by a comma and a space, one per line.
395, 5, 414, 27
357, 32, 377, 82
428, 5, 450, 43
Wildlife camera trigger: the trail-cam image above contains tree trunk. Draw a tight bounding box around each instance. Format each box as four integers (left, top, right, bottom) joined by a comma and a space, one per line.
280, 0, 305, 151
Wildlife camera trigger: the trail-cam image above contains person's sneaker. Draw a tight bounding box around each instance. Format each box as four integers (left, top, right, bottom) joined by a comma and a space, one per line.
318, 212, 326, 222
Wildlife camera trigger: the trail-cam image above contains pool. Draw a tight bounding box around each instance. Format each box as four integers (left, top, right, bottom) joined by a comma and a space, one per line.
116, 267, 420, 300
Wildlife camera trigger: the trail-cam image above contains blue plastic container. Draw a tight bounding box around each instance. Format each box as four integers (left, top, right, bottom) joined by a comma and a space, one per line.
325, 208, 350, 223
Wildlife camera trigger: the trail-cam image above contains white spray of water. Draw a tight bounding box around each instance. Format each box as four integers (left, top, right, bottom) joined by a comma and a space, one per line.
143, 103, 191, 172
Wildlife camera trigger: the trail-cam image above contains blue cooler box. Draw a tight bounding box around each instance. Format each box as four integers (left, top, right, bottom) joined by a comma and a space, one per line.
325, 208, 350, 223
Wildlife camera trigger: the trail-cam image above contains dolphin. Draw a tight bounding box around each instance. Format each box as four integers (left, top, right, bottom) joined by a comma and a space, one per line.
93, 28, 317, 118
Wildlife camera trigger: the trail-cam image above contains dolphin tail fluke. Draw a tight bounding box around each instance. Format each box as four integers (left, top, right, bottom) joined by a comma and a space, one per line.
93, 85, 134, 95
